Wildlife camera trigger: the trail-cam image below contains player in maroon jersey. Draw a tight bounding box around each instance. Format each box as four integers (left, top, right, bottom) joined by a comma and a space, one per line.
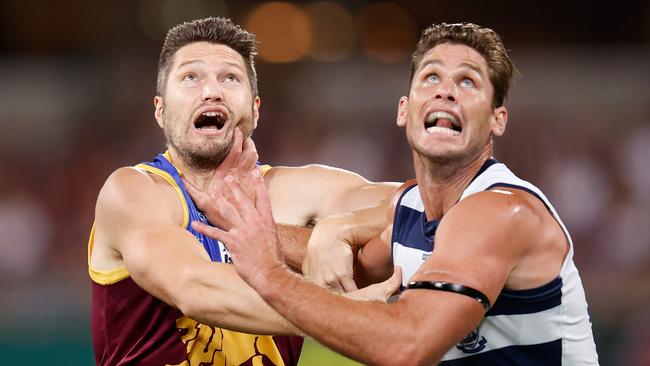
89, 17, 400, 366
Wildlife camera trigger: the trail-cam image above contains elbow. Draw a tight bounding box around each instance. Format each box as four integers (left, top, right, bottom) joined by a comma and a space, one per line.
175, 289, 201, 319
172, 271, 221, 323
174, 284, 228, 325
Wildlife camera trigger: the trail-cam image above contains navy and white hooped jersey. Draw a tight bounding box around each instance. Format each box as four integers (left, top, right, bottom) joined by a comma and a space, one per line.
392, 159, 599, 365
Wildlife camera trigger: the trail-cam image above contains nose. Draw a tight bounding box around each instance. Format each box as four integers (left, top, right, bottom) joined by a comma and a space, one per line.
202, 81, 224, 101
435, 79, 457, 102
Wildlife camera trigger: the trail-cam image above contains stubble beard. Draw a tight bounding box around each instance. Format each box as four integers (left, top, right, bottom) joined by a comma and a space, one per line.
162, 110, 236, 171
409, 130, 489, 175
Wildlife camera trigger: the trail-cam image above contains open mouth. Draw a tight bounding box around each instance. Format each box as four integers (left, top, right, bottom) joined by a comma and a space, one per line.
424, 111, 462, 136
194, 111, 227, 131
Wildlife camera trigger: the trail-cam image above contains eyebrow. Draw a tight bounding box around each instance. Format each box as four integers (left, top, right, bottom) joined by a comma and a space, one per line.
418, 59, 485, 78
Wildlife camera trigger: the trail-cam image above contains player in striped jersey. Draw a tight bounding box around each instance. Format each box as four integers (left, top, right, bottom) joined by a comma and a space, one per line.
89, 17, 399, 366
194, 22, 599, 365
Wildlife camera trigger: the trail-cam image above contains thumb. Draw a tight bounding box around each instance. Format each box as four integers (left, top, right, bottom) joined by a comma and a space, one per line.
343, 266, 402, 302
383, 266, 402, 297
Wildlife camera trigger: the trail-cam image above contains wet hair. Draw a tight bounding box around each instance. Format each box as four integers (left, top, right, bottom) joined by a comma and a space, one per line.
409, 22, 515, 107
156, 17, 258, 97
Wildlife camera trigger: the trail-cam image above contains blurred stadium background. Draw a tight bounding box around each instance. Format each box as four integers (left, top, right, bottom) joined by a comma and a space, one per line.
0, 0, 648, 364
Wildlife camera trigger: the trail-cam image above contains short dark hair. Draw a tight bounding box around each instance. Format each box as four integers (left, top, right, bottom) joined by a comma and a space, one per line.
157, 17, 258, 97
409, 23, 515, 107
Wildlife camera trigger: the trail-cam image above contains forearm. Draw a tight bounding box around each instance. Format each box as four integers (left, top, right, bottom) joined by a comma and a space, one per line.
177, 262, 301, 335
276, 224, 310, 272
254, 265, 420, 365
314, 202, 389, 254
346, 202, 390, 251
354, 235, 394, 287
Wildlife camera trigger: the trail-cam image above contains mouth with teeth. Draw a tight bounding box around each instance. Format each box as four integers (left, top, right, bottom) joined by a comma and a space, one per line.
194, 111, 227, 131
424, 111, 462, 136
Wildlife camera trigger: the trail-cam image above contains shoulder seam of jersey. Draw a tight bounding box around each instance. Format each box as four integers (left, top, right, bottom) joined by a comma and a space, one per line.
135, 163, 190, 229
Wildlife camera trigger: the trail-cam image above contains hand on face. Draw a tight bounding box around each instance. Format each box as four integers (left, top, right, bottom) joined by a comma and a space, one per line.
190, 169, 283, 285
183, 128, 259, 229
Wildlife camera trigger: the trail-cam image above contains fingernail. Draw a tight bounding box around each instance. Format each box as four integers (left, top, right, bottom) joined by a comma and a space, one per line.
252, 169, 260, 177
225, 175, 234, 182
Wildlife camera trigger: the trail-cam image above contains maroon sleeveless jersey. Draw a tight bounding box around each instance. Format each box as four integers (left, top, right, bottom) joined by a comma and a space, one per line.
90, 275, 302, 366
89, 156, 303, 365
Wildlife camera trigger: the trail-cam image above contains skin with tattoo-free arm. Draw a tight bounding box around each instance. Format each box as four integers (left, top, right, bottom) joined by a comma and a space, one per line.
303, 180, 416, 291
188, 151, 400, 272
266, 165, 399, 276
193, 172, 561, 365
89, 130, 300, 335
183, 131, 312, 271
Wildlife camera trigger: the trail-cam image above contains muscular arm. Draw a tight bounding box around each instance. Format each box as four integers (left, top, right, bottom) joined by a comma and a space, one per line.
210, 176, 558, 365
271, 165, 398, 274
91, 167, 299, 335
265, 164, 399, 284
265, 164, 400, 226
303, 180, 414, 290
189, 162, 399, 273
275, 224, 310, 271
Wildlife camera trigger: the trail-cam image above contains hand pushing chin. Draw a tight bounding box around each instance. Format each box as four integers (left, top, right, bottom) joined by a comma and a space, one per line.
190, 170, 285, 285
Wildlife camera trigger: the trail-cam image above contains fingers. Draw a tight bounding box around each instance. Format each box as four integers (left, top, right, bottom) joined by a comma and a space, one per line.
340, 276, 359, 292
345, 266, 402, 302
317, 276, 344, 292
238, 137, 259, 176
224, 175, 257, 220
251, 169, 274, 221
191, 221, 232, 243
220, 128, 244, 170
183, 177, 210, 209
387, 266, 402, 293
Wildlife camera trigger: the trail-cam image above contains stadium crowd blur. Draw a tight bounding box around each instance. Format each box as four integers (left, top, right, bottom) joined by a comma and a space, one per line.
0, 1, 648, 364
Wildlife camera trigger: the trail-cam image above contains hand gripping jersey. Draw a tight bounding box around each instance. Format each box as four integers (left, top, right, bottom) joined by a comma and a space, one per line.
392, 159, 599, 365
89, 152, 302, 366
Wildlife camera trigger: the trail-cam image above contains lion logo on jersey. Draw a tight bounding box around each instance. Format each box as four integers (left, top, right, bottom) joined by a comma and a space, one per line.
172, 316, 285, 366
455, 327, 487, 354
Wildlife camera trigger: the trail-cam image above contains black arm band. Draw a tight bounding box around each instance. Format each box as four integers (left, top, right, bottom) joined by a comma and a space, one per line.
405, 281, 491, 312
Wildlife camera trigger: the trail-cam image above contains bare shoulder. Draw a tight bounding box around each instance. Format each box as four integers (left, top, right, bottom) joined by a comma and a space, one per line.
448, 188, 543, 227
97, 167, 180, 222
438, 187, 567, 289
429, 189, 544, 276
93, 167, 184, 257
264, 164, 367, 188
264, 164, 400, 225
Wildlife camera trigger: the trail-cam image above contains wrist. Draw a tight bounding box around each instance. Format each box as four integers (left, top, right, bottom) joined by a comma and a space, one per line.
333, 214, 362, 253
254, 261, 292, 299
319, 214, 356, 248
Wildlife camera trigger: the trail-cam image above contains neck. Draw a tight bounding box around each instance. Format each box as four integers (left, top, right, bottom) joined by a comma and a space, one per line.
413, 143, 493, 220
167, 148, 215, 191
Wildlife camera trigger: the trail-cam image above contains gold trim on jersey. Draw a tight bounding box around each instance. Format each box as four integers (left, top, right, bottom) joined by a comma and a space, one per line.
89, 158, 190, 284
88, 155, 271, 286
88, 224, 130, 284
135, 162, 190, 229
260, 164, 272, 177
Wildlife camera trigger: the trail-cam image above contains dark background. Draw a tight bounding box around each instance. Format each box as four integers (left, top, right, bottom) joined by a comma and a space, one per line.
0, 1, 648, 364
